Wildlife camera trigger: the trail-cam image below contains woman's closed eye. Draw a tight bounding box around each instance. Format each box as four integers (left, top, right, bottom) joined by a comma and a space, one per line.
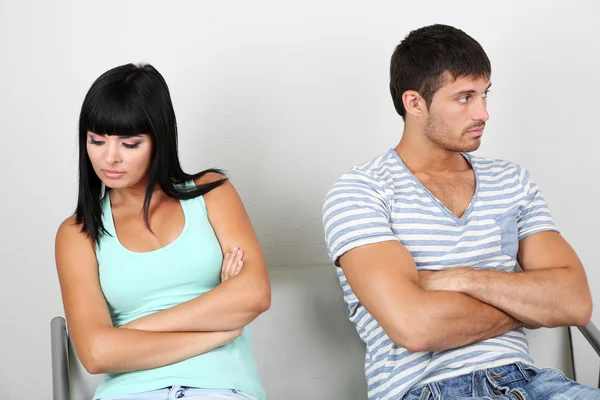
88, 139, 140, 149
89, 138, 104, 145
122, 142, 141, 149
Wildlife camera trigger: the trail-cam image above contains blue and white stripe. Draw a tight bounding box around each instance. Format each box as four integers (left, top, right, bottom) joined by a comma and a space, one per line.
322, 149, 557, 399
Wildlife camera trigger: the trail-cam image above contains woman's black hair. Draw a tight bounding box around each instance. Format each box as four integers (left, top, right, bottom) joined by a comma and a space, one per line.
75, 63, 227, 244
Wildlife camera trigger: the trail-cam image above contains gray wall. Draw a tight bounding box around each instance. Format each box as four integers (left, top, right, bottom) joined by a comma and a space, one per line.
1, 1, 599, 398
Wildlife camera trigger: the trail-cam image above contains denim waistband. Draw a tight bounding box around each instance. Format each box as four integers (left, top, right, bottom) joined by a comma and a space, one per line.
404, 362, 537, 399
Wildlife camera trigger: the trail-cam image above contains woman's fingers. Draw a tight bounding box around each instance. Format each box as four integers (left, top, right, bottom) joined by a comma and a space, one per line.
235, 260, 243, 275
221, 247, 244, 282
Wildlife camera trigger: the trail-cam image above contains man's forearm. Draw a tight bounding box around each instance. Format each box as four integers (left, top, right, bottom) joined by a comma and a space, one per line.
402, 289, 523, 352
452, 268, 591, 328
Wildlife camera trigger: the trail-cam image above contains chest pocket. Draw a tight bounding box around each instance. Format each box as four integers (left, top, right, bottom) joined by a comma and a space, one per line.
493, 210, 519, 258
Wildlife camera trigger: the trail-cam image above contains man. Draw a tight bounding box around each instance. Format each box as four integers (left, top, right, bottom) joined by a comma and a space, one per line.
322, 24, 597, 399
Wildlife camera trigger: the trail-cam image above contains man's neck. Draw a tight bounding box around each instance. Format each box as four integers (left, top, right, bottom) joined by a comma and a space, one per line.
394, 129, 469, 175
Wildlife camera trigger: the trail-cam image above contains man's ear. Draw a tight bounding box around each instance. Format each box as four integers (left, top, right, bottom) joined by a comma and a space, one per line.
402, 90, 427, 118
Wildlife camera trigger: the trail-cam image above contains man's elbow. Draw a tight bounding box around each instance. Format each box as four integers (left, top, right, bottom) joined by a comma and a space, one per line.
386, 320, 433, 353
572, 297, 593, 327
400, 336, 432, 353
567, 269, 594, 327
548, 296, 593, 328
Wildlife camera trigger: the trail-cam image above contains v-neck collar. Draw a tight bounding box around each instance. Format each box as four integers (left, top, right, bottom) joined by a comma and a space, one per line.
389, 148, 480, 225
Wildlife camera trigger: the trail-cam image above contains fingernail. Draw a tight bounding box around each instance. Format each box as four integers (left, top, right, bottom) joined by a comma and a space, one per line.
232, 246, 238, 253
237, 249, 242, 256
238, 260, 243, 266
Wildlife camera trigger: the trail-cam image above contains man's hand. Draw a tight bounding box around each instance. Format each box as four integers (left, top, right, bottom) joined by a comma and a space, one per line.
418, 268, 539, 330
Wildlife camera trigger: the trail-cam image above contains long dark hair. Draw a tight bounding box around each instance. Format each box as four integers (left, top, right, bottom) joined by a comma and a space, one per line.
75, 63, 227, 244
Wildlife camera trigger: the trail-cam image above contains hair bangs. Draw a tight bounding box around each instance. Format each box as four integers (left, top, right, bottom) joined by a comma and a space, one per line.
80, 81, 153, 138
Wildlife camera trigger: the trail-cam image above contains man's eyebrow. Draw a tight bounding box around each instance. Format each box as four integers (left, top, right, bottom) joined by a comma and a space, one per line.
451, 82, 492, 97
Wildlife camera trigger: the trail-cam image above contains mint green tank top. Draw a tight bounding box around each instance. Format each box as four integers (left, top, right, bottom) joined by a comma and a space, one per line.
93, 183, 266, 400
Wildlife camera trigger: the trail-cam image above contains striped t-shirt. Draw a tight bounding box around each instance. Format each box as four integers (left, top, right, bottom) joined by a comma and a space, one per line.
322, 148, 558, 399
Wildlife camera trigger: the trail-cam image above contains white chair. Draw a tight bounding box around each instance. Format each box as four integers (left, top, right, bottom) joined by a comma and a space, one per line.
51, 265, 600, 400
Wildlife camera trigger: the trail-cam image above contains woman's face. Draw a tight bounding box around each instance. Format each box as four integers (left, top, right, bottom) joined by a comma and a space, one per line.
86, 132, 152, 189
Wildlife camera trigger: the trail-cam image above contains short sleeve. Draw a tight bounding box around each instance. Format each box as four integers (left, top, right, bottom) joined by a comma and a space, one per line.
516, 166, 559, 240
322, 169, 398, 265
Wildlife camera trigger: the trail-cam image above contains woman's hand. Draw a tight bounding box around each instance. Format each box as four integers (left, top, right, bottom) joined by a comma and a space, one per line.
222, 327, 244, 345
221, 247, 244, 283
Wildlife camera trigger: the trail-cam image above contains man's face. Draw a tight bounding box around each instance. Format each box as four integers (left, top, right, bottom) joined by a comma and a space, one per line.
424, 73, 491, 153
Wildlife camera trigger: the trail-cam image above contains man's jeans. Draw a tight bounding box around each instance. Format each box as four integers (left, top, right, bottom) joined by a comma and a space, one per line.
403, 362, 600, 399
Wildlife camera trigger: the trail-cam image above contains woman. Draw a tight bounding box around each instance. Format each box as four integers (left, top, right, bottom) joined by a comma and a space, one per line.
55, 63, 270, 400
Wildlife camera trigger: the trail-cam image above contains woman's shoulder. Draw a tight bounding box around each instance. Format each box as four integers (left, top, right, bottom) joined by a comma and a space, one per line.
56, 214, 80, 237
55, 214, 93, 249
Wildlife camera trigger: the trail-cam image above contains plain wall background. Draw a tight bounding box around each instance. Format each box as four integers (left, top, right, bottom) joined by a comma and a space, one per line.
1, 1, 599, 398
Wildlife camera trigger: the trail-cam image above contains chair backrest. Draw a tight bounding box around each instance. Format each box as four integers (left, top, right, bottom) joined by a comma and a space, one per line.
528, 327, 574, 376
54, 265, 589, 400
569, 324, 600, 388
51, 317, 105, 400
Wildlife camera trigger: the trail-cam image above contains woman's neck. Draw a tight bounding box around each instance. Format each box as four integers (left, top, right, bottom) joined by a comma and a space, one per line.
109, 182, 166, 208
